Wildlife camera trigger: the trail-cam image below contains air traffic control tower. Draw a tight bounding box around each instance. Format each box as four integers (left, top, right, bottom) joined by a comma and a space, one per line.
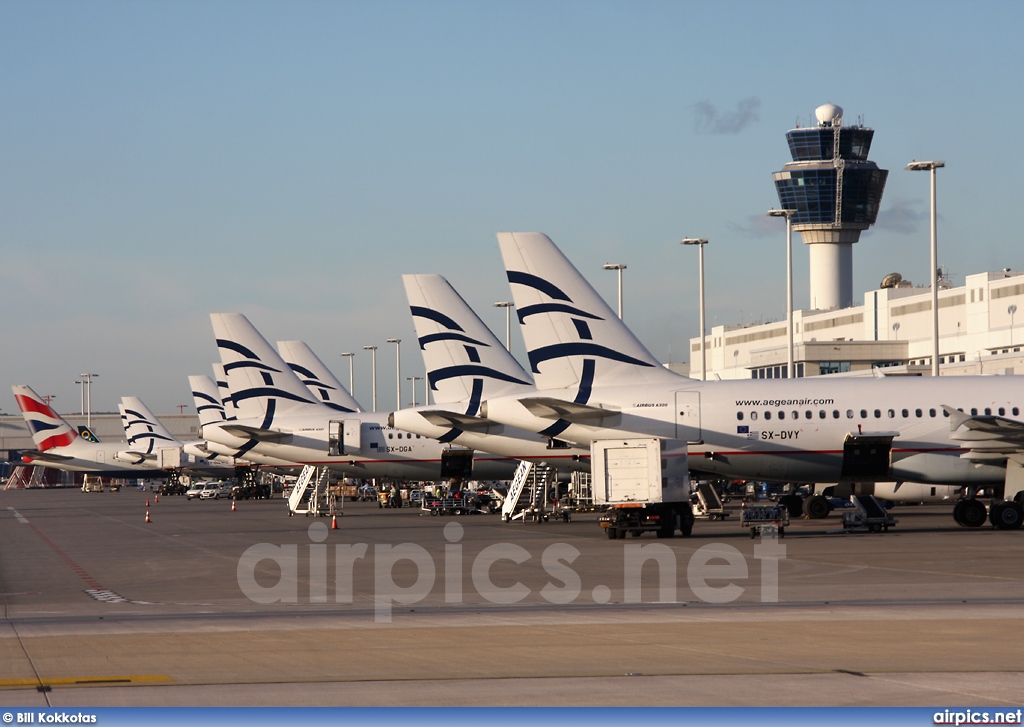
773, 103, 888, 310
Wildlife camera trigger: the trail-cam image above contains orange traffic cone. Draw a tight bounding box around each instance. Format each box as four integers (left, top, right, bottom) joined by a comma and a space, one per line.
331, 514, 338, 530
146, 498, 150, 507
145, 510, 151, 523
231, 500, 236, 512
155, 494, 159, 503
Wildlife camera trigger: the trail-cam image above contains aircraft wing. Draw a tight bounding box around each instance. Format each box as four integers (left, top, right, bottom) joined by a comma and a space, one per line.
417, 409, 502, 432
19, 450, 74, 463
219, 424, 293, 443
944, 405, 1024, 461
517, 397, 619, 422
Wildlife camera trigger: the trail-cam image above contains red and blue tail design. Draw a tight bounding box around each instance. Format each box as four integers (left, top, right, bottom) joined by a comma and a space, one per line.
11, 385, 78, 451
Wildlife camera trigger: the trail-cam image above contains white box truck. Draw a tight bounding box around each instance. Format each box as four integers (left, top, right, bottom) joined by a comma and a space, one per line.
593, 438, 694, 539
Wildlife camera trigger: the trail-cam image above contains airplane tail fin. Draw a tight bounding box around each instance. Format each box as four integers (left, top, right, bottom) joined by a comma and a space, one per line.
402, 274, 535, 408
277, 341, 364, 413
119, 397, 181, 453
11, 385, 78, 451
496, 232, 680, 391
210, 313, 319, 421
211, 363, 239, 420
189, 375, 229, 428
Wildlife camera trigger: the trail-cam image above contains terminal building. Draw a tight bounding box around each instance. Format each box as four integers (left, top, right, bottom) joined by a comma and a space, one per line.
688, 103, 1024, 380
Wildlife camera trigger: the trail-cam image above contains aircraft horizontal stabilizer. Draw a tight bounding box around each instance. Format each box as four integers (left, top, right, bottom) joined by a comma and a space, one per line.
417, 410, 501, 432
19, 450, 74, 463
219, 424, 293, 443
518, 397, 618, 422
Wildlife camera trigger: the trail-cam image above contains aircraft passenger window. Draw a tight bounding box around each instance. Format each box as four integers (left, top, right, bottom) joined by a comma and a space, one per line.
818, 410, 826, 419
388, 433, 394, 439
888, 409, 895, 418
860, 410, 867, 418
846, 410, 854, 418
765, 411, 772, 420
737, 412, 744, 421
805, 411, 813, 419
792, 411, 799, 420
971, 408, 978, 416
1014, 407, 1020, 416
999, 408, 1006, 416
778, 411, 785, 420
397, 433, 403, 439
751, 411, 758, 421
833, 410, 840, 419
874, 409, 881, 418
901, 409, 909, 417
915, 409, 922, 417
929, 409, 936, 417
943, 410, 950, 417
984, 408, 992, 415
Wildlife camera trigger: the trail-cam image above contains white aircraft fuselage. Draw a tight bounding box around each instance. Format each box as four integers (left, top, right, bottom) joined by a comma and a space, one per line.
481, 376, 1020, 486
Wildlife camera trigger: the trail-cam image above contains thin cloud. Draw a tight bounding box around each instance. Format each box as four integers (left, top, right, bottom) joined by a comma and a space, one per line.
875, 198, 926, 235
693, 97, 761, 134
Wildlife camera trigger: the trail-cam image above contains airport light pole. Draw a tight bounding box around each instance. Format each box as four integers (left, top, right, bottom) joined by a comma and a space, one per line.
407, 376, 422, 407
75, 380, 85, 416
905, 160, 945, 376
1010, 305, 1018, 348
680, 238, 708, 381
340, 352, 355, 399
363, 346, 378, 411
602, 264, 627, 320
768, 209, 796, 378
79, 373, 98, 427
493, 302, 514, 350
387, 338, 402, 411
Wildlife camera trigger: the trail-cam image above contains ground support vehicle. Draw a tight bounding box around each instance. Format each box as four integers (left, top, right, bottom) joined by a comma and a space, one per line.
81, 475, 103, 493
841, 495, 898, 532
592, 438, 694, 539
691, 481, 730, 521
740, 503, 789, 539
421, 495, 482, 516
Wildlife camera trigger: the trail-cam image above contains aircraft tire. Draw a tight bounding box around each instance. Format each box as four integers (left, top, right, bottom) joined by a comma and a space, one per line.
990, 501, 1024, 530
803, 495, 830, 519
952, 499, 967, 525
959, 499, 987, 528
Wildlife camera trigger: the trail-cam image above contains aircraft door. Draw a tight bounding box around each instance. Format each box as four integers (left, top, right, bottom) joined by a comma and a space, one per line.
840, 433, 895, 480
675, 391, 702, 443
329, 420, 362, 456
439, 448, 474, 480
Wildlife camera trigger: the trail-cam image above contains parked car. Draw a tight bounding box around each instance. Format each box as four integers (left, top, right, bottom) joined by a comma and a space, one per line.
199, 481, 234, 500
186, 482, 206, 500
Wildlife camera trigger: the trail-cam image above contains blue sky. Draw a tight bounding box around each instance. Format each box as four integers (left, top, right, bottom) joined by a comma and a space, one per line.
2, 0, 1022, 414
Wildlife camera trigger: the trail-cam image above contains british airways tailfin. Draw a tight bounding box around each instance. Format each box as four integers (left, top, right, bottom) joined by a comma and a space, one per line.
12, 385, 78, 451
277, 341, 363, 413
210, 313, 319, 421
496, 232, 681, 391
403, 274, 534, 408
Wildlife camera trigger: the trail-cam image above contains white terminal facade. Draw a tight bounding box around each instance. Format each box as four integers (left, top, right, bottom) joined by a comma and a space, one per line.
688, 103, 1024, 381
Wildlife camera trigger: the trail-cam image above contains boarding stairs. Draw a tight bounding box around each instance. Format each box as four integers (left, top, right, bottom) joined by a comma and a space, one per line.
287, 465, 334, 517
501, 461, 557, 522
5, 466, 44, 490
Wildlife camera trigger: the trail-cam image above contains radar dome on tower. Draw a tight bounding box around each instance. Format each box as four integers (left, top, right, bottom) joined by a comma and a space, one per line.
815, 103, 843, 126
